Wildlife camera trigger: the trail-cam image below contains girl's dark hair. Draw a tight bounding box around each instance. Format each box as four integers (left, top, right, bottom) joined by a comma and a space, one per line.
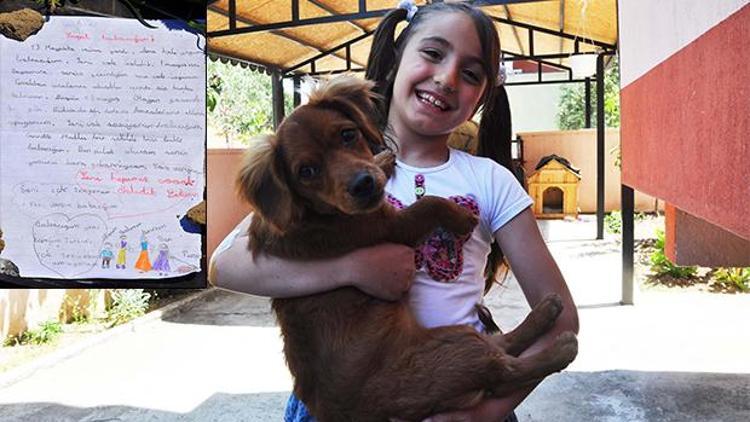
365, 2, 515, 293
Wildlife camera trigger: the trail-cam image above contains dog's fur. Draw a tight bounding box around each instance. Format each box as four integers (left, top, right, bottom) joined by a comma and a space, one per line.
238, 77, 578, 422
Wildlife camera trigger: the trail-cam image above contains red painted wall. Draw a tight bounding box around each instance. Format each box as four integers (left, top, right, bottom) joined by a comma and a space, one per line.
621, 5, 750, 240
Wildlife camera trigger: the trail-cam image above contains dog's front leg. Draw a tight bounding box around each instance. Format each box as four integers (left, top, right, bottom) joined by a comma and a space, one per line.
489, 294, 565, 356
386, 196, 478, 246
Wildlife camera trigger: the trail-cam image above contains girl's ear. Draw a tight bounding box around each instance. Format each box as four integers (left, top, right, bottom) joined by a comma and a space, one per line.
236, 135, 302, 232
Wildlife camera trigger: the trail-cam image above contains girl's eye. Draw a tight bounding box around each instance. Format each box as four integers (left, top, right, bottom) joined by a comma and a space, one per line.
298, 165, 319, 180
463, 69, 482, 85
421, 49, 442, 61
341, 128, 358, 145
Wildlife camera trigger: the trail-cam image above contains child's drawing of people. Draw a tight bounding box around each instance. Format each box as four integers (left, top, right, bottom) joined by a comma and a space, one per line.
100, 243, 114, 269
152, 243, 171, 276
134, 232, 152, 272
116, 235, 127, 269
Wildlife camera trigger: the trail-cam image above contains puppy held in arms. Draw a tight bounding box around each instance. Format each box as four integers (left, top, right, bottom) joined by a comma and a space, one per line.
238, 76, 578, 422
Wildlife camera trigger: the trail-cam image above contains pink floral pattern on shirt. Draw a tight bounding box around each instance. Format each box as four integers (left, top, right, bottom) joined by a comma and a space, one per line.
387, 193, 480, 282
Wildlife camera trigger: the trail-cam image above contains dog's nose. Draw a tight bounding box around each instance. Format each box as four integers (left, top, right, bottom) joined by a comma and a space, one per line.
348, 172, 376, 199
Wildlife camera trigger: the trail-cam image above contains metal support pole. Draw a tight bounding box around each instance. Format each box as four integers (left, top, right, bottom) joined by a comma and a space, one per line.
272, 71, 285, 129
228, 0, 236, 30
293, 76, 301, 108
596, 53, 605, 240
621, 184, 635, 305
584, 77, 592, 128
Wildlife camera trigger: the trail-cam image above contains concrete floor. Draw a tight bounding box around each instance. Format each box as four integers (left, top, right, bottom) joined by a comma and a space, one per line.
0, 218, 748, 421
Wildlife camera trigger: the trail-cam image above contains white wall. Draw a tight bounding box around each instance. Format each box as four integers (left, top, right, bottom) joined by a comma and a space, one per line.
505, 72, 570, 136
619, 0, 748, 87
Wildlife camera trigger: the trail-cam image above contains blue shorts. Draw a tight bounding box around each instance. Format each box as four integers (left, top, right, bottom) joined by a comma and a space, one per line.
284, 394, 519, 422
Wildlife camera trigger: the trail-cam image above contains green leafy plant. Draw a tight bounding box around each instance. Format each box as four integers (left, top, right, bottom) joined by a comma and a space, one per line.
63, 289, 102, 324
604, 211, 622, 234
557, 56, 621, 130
713, 268, 750, 292
650, 229, 697, 278
4, 321, 63, 346
207, 60, 294, 145
106, 289, 151, 327
604, 210, 646, 235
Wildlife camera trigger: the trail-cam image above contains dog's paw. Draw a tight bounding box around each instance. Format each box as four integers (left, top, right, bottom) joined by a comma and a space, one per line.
537, 294, 564, 325
374, 150, 396, 178
445, 205, 479, 237
553, 331, 578, 366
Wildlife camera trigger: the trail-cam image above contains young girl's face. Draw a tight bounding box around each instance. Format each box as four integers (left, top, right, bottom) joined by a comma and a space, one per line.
389, 12, 488, 139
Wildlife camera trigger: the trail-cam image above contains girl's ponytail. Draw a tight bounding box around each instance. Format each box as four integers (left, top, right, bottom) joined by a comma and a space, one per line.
476, 84, 514, 294
477, 85, 512, 171
365, 8, 408, 127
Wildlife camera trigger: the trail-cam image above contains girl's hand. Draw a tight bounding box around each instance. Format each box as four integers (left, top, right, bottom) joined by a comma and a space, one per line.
347, 243, 416, 301
421, 397, 514, 422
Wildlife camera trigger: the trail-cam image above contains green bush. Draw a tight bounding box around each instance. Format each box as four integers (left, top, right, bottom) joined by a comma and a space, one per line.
650, 229, 697, 278
106, 289, 152, 327
4, 320, 63, 346
714, 268, 750, 292
604, 210, 646, 235
557, 56, 621, 130
604, 211, 622, 234
64, 289, 101, 324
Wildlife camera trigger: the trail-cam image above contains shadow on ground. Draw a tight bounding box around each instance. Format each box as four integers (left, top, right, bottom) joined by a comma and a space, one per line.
0, 391, 288, 421
1, 370, 748, 421
164, 289, 277, 327
518, 369, 750, 422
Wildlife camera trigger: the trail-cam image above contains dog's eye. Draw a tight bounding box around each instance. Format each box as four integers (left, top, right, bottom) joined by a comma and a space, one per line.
298, 165, 319, 180
341, 128, 358, 146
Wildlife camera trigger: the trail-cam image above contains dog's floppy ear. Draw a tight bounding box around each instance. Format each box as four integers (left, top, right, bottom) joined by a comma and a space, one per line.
308, 76, 384, 152
308, 76, 379, 117
237, 135, 302, 233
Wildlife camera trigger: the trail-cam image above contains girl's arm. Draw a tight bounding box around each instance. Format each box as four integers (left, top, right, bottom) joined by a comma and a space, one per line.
209, 213, 417, 300
425, 208, 579, 422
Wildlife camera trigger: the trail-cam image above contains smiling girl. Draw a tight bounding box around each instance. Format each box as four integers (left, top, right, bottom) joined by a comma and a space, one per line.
211, 2, 578, 421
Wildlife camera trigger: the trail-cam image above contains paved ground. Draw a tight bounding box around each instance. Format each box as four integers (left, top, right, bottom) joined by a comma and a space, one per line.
0, 218, 748, 421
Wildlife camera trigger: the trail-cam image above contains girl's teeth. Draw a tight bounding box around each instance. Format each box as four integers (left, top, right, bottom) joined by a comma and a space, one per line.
418, 92, 447, 110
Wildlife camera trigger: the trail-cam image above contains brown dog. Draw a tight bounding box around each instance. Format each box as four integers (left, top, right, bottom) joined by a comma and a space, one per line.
238, 77, 577, 422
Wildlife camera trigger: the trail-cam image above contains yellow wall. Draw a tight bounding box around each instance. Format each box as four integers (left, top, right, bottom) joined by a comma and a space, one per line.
519, 128, 659, 213
0, 289, 106, 342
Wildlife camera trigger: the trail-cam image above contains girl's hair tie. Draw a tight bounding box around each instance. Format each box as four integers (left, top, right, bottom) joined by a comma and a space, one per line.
496, 61, 507, 86
397, 0, 419, 22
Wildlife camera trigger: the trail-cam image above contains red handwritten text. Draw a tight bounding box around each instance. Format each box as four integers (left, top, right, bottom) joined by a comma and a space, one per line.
118, 185, 155, 196
111, 173, 149, 184
76, 170, 102, 182
167, 188, 197, 199
101, 34, 155, 43
65, 32, 90, 41
158, 175, 195, 186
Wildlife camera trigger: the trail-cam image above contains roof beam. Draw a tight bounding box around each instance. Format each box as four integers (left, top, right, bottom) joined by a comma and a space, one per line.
284, 30, 373, 75
558, 0, 565, 64
308, 0, 368, 34
208, 0, 548, 38
208, 5, 367, 70
492, 15, 616, 50
504, 5, 526, 55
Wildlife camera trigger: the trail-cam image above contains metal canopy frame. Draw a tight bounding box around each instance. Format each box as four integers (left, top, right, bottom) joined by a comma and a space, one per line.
207, 0, 632, 304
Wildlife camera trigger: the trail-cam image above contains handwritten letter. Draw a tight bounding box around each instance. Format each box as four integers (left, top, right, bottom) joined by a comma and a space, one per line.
0, 18, 205, 279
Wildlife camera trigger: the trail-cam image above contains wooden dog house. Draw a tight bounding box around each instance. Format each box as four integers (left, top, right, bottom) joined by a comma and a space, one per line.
528, 155, 581, 219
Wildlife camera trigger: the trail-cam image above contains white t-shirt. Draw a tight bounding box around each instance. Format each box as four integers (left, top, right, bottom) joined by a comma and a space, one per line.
385, 148, 533, 331
210, 148, 532, 331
